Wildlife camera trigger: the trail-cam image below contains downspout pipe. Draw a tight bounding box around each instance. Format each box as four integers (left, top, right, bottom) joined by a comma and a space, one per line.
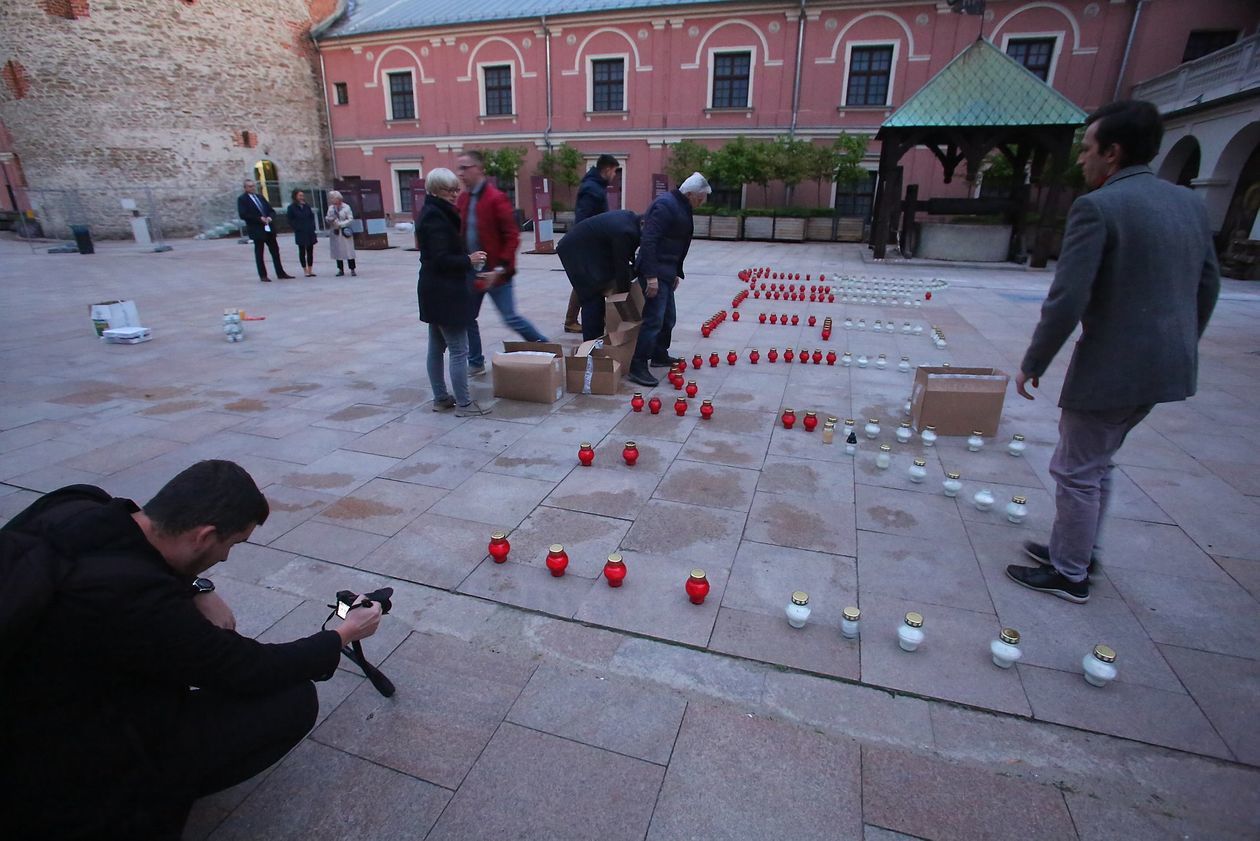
788, 0, 806, 138
316, 44, 339, 180
543, 14, 554, 150
1113, 0, 1147, 100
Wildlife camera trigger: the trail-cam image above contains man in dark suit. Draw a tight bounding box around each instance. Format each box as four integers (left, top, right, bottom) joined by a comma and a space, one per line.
1007, 101, 1220, 603
563, 154, 620, 334
557, 209, 640, 341
237, 179, 294, 281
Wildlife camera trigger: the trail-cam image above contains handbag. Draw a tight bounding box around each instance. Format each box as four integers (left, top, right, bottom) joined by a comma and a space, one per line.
341, 226, 353, 238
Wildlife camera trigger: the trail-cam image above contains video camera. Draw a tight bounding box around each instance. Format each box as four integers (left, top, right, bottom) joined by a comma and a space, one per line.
325, 587, 395, 697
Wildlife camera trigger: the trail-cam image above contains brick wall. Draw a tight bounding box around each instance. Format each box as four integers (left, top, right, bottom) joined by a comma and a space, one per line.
0, 0, 332, 237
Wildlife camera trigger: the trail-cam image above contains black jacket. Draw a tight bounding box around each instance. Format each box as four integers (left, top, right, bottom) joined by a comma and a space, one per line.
636, 189, 693, 284
573, 167, 610, 224
286, 201, 318, 247
0, 488, 341, 838
558, 209, 640, 300
236, 191, 275, 241
417, 193, 476, 328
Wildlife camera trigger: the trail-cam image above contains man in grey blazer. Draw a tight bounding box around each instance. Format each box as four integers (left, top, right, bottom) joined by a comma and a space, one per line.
1007, 100, 1220, 604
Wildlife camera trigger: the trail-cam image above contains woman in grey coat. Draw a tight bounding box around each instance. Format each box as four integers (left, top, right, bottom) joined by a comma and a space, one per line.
325, 190, 357, 276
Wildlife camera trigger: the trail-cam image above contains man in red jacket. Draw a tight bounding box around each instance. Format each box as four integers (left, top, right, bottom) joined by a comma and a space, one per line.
456, 151, 549, 376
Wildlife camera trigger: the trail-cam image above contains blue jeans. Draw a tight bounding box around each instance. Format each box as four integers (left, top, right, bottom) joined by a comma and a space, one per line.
427, 323, 471, 405
468, 282, 548, 367
632, 277, 676, 364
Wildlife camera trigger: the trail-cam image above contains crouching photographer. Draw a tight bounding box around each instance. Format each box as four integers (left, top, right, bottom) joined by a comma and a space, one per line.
0, 460, 383, 840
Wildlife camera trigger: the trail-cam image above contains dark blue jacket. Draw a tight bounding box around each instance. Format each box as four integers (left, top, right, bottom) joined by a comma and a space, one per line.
417, 193, 476, 328
636, 189, 693, 284
286, 201, 317, 247
558, 209, 641, 299
573, 167, 610, 224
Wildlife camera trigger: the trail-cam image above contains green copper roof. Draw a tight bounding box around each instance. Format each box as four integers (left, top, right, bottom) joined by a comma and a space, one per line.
883, 38, 1086, 128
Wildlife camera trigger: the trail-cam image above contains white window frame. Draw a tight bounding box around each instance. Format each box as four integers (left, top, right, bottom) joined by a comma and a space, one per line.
707, 46, 755, 110
382, 68, 417, 121
478, 61, 516, 117
389, 162, 424, 215
587, 53, 629, 113
841, 40, 899, 108
1000, 32, 1063, 87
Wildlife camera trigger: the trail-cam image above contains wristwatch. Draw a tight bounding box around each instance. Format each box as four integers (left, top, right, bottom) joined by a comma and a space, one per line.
191, 577, 215, 595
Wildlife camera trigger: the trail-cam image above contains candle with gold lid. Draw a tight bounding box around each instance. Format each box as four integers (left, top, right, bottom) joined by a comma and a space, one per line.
840, 606, 861, 639
1006, 495, 1028, 524
876, 444, 892, 470
1083, 644, 1118, 687
908, 458, 927, 483
785, 591, 811, 629
898, 612, 925, 652
1008, 433, 1027, 457
990, 627, 1022, 669
943, 471, 962, 497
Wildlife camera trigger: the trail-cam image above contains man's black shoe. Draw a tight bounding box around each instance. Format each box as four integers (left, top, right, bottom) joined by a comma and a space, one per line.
649, 355, 683, 367
1023, 541, 1099, 575
259, 277, 272, 282
1006, 564, 1089, 604
627, 363, 660, 387
277, 272, 296, 279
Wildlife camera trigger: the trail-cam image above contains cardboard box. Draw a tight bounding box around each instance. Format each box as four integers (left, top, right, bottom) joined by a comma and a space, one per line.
910, 366, 1009, 437
566, 339, 624, 394
492, 341, 566, 404
89, 299, 141, 337
605, 283, 645, 323
602, 290, 643, 372
101, 326, 152, 344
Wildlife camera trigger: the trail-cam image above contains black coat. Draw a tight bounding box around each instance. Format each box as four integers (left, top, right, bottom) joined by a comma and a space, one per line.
286, 201, 318, 247
417, 193, 476, 328
573, 167, 610, 223
636, 189, 693, 284
558, 209, 640, 300
0, 487, 341, 838
236, 191, 275, 241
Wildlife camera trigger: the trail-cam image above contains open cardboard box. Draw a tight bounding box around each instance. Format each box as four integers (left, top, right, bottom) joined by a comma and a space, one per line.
910, 365, 1009, 437
492, 341, 566, 404
566, 339, 623, 394
602, 296, 642, 373
605, 282, 645, 323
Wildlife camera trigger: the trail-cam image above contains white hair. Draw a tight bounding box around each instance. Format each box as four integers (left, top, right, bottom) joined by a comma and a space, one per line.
426, 168, 460, 194
327, 190, 342, 202
679, 172, 712, 195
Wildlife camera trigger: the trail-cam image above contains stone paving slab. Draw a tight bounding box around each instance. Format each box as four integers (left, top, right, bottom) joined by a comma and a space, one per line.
647, 700, 863, 841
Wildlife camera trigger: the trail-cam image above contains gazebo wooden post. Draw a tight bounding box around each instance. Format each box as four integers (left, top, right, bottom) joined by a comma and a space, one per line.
1006, 145, 1033, 262
871, 140, 899, 259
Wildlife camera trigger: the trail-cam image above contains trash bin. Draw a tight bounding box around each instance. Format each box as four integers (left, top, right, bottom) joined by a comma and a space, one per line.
70, 224, 94, 254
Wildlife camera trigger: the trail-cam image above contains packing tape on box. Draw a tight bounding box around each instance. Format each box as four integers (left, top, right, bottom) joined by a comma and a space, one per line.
582, 339, 605, 394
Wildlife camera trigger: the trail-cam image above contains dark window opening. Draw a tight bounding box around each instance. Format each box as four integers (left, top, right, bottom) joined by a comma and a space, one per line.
711, 52, 751, 109
835, 171, 878, 220
388, 71, 415, 120
846, 46, 894, 106
592, 58, 625, 112
334, 82, 348, 105
397, 169, 419, 213
1183, 30, 1239, 63
1006, 37, 1055, 82
484, 65, 513, 116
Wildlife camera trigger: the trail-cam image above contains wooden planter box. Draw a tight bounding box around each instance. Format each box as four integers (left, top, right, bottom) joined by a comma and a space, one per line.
692, 215, 711, 238
806, 217, 835, 241
709, 216, 742, 240
772, 217, 806, 241
743, 216, 774, 240
836, 217, 865, 242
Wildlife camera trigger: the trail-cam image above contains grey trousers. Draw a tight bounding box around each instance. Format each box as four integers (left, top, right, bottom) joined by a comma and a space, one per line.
1048, 404, 1152, 582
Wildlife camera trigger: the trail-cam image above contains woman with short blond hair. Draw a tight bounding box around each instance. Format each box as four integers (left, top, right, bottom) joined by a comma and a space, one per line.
325, 190, 357, 276
416, 168, 489, 416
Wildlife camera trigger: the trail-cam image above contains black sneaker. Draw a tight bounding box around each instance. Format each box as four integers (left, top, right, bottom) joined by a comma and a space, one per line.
649, 355, 683, 367
1023, 541, 1099, 575
1006, 564, 1089, 604
627, 364, 660, 387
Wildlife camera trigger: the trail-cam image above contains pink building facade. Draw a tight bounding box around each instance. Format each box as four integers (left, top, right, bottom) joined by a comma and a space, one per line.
314, 0, 1258, 230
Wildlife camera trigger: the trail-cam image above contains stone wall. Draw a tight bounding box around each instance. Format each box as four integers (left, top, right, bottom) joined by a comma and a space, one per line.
0, 0, 333, 238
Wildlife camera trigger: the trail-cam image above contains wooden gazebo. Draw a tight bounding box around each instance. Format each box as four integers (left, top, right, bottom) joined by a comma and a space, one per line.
870, 38, 1086, 265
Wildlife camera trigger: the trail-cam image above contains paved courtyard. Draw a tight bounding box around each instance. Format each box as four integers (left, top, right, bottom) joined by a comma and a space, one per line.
2, 230, 1259, 840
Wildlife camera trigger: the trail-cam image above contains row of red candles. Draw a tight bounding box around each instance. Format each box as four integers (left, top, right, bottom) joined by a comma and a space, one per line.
738, 268, 825, 283
486, 532, 712, 600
